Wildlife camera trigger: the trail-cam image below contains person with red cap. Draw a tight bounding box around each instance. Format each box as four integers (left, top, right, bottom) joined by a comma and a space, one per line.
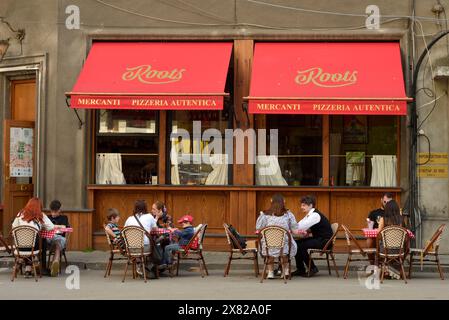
161, 214, 195, 269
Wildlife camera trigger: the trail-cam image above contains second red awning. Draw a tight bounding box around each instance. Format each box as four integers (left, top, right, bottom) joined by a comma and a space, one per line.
247, 42, 411, 115
67, 42, 233, 110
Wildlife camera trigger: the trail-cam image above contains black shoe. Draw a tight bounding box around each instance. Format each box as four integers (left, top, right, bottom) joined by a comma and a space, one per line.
308, 267, 319, 277
291, 269, 307, 277
41, 269, 51, 277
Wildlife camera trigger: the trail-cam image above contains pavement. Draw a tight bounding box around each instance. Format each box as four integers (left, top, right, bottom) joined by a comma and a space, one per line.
1, 251, 449, 300
2, 250, 449, 273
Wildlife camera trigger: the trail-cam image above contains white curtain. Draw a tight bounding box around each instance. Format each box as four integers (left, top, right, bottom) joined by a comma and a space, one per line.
256, 155, 288, 186
96, 153, 126, 184
370, 155, 397, 187
205, 154, 228, 185
170, 143, 181, 185
346, 152, 365, 186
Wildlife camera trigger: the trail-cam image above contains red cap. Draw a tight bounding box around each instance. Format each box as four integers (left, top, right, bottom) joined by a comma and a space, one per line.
177, 215, 194, 224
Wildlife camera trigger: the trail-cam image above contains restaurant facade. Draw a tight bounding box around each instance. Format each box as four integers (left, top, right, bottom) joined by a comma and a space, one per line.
1, 0, 448, 252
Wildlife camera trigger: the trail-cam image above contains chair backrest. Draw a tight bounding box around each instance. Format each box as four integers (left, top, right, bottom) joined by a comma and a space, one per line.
183, 224, 207, 253
423, 224, 446, 255
11, 226, 38, 251
378, 225, 408, 256
341, 224, 366, 254
121, 226, 145, 255
259, 226, 291, 256
223, 223, 244, 252
321, 223, 339, 252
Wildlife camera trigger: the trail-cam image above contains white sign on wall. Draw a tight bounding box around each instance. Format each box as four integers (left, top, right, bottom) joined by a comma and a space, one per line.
10, 127, 33, 177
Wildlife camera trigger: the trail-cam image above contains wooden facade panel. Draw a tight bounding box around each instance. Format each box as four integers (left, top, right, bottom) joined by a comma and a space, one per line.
43, 211, 93, 251
329, 192, 399, 234
167, 191, 227, 235
93, 190, 161, 231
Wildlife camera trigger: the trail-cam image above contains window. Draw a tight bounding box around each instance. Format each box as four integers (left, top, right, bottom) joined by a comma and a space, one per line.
169, 108, 231, 185
258, 115, 323, 186
95, 110, 158, 184
330, 115, 398, 187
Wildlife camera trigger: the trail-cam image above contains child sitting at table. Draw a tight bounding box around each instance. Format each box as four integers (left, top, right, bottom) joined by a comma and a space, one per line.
104, 208, 125, 253
47, 200, 70, 277
160, 215, 195, 270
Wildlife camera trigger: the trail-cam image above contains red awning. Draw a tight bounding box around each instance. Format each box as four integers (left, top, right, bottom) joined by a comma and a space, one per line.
248, 42, 411, 115
67, 42, 232, 110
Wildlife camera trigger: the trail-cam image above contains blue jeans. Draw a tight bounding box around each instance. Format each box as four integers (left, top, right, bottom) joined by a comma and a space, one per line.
163, 243, 180, 265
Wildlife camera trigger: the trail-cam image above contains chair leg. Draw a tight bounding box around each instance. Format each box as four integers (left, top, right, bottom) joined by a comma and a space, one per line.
201, 253, 209, 276
380, 263, 385, 284
32, 258, 38, 282
435, 254, 445, 280
122, 259, 130, 282
344, 254, 351, 279
63, 251, 68, 269
331, 253, 339, 277
408, 253, 414, 279
104, 258, 112, 278
224, 252, 232, 277
260, 257, 268, 283
253, 252, 259, 277
176, 252, 180, 276
11, 259, 18, 282
399, 258, 407, 284
142, 256, 147, 283
326, 253, 331, 275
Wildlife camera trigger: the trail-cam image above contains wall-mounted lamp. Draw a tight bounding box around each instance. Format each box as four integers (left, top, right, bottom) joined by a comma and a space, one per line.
0, 17, 25, 61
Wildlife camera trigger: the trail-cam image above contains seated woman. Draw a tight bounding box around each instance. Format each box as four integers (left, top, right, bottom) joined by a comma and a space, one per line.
12, 197, 54, 278
377, 199, 405, 279
151, 201, 174, 229
256, 194, 298, 279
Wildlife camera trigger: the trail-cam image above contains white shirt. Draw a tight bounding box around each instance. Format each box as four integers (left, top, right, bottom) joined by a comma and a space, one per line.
124, 213, 157, 245
12, 212, 54, 231
296, 208, 321, 231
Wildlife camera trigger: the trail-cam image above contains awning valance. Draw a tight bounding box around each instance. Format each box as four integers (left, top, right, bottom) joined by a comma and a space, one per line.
67, 42, 232, 110
247, 42, 411, 115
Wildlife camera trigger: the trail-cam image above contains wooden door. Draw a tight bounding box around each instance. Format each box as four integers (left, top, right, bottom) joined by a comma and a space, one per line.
2, 120, 35, 235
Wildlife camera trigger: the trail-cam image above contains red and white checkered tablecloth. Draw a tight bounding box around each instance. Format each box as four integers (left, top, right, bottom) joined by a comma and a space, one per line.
150, 228, 175, 235
40, 227, 73, 239
362, 228, 415, 238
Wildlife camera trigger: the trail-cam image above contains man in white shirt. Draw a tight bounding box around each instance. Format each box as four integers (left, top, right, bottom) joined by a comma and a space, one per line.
292, 195, 333, 277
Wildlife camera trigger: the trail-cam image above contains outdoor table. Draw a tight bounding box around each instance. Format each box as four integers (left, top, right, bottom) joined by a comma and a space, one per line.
40, 227, 73, 239
362, 228, 415, 239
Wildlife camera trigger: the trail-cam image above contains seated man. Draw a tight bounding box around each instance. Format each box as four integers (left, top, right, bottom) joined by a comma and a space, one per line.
47, 200, 70, 277
292, 195, 333, 277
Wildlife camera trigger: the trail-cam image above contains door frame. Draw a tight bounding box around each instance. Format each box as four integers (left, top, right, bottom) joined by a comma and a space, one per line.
0, 54, 47, 204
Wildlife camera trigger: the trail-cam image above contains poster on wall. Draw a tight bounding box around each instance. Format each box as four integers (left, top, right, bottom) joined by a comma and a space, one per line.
10, 127, 33, 177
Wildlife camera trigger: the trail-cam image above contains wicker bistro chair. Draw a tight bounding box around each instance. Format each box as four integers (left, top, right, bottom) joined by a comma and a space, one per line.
223, 223, 259, 277
259, 226, 292, 284
104, 228, 127, 278
377, 225, 409, 284
408, 224, 446, 280
173, 224, 209, 278
121, 226, 151, 283
341, 224, 377, 279
10, 226, 41, 282
307, 223, 340, 277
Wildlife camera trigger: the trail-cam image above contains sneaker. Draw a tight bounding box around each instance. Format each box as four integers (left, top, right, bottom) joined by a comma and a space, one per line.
24, 271, 33, 278
51, 261, 60, 277
267, 271, 275, 279
136, 266, 144, 277
291, 269, 307, 277
282, 267, 290, 277
158, 264, 168, 270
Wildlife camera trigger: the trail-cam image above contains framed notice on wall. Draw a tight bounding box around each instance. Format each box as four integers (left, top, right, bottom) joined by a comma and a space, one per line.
343, 115, 368, 144
9, 127, 33, 177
